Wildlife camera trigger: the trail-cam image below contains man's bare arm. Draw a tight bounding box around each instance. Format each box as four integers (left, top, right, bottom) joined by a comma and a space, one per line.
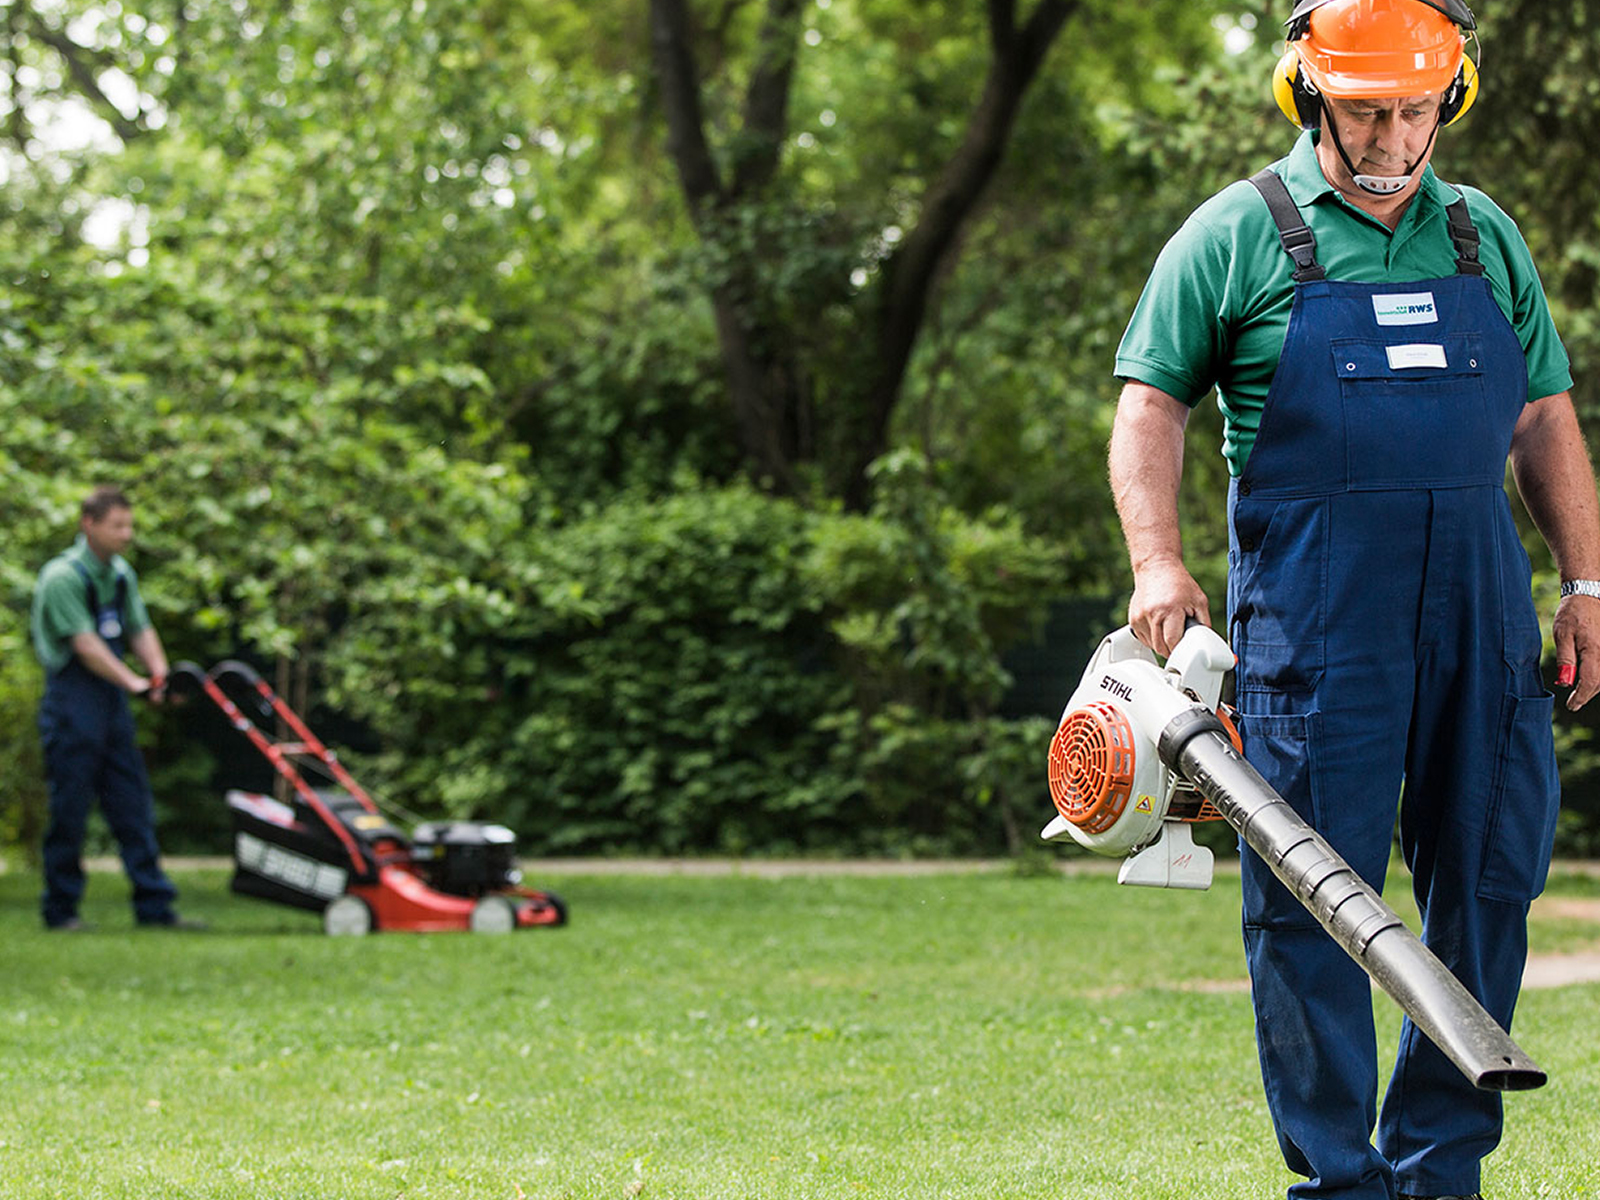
69, 632, 152, 694
1510, 389, 1600, 710
129, 625, 169, 696
1108, 381, 1211, 656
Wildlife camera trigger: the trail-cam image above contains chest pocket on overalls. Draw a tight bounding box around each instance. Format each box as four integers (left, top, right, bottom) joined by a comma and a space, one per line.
95, 602, 123, 642
1330, 333, 1490, 489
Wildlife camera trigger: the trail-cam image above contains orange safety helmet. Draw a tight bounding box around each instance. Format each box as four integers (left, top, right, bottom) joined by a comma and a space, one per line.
1274, 0, 1479, 130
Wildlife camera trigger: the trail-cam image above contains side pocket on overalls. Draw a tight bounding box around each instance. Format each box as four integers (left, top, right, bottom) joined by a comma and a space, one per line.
1238, 711, 1323, 929
1478, 692, 1560, 904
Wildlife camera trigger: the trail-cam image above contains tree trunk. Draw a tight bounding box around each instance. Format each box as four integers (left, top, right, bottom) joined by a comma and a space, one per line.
840, 1, 1079, 508
649, 0, 1078, 507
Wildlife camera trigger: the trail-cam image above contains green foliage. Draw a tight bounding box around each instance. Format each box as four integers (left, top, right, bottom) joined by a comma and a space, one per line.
3, 0, 1079, 862
7, 0, 1600, 858
0, 612, 46, 859
332, 483, 842, 853
322, 473, 1061, 856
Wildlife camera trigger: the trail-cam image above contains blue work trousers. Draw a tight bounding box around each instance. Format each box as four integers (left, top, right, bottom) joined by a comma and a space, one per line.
1228, 265, 1559, 1199
38, 662, 177, 927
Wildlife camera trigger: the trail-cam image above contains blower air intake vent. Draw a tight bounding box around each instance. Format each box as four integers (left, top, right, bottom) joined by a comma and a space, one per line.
1048, 701, 1137, 834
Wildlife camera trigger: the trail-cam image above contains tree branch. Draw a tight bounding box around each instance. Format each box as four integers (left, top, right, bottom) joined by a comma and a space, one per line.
649, 0, 726, 217
882, 0, 1077, 369
840, 0, 1080, 505
987, 0, 1016, 56
731, 0, 802, 197
19, 5, 149, 144
650, 0, 810, 494
1015, 0, 1074, 80
705, 0, 748, 68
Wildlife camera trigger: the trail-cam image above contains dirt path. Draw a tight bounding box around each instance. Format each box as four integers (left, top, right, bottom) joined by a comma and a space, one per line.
1523, 895, 1600, 988
1097, 894, 1600, 994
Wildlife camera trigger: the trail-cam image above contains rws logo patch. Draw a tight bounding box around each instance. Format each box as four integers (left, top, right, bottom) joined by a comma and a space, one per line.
1372, 291, 1438, 326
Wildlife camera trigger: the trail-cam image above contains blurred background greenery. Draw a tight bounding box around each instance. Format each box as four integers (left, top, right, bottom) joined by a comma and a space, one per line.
5, 0, 1600, 860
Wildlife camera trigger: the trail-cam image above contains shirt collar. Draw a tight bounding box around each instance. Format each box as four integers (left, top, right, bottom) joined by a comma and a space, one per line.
69, 534, 121, 577
1278, 128, 1455, 220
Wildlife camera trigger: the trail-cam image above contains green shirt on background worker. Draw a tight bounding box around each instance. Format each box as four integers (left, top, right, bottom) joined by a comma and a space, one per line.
31, 535, 152, 675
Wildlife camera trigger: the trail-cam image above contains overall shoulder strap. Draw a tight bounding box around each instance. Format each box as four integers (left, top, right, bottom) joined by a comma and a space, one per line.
68, 559, 98, 623
1248, 168, 1325, 283
67, 559, 127, 619
1442, 187, 1486, 277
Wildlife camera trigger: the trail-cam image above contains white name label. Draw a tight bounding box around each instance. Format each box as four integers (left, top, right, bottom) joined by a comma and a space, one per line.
1372, 292, 1438, 326
1386, 343, 1448, 370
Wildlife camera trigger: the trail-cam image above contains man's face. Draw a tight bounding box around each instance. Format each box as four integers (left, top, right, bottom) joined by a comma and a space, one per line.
1323, 94, 1442, 189
82, 506, 134, 560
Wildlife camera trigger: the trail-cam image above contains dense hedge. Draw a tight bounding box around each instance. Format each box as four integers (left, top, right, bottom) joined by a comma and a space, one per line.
1, 457, 1063, 860
315, 457, 1062, 857
8, 0, 1600, 865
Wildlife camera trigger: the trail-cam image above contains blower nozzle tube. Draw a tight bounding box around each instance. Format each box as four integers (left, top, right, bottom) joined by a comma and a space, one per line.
1158, 713, 1546, 1093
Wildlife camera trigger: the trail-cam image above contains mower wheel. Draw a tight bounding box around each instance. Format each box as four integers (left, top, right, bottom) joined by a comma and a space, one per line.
323, 894, 374, 936
469, 894, 517, 934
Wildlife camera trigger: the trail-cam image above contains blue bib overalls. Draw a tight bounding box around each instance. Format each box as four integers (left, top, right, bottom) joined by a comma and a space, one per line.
38, 563, 177, 928
1229, 171, 1560, 1200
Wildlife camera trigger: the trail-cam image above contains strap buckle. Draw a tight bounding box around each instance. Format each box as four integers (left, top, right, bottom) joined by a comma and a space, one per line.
1279, 225, 1326, 283
1248, 168, 1326, 283
1446, 197, 1486, 277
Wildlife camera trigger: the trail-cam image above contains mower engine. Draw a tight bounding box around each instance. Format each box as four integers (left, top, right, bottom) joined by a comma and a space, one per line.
1042, 624, 1237, 889
410, 821, 522, 897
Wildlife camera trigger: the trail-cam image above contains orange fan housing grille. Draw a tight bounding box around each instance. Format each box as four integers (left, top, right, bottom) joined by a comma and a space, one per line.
1048, 701, 1137, 835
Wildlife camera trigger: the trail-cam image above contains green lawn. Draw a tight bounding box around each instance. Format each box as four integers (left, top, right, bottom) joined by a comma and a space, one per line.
1, 863, 1596, 1199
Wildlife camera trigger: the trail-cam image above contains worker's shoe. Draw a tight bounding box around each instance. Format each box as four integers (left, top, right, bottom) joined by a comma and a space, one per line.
44, 917, 93, 932
137, 913, 209, 931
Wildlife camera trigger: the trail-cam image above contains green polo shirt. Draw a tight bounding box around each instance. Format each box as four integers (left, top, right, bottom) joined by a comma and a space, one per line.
1115, 129, 1573, 476
31, 535, 151, 674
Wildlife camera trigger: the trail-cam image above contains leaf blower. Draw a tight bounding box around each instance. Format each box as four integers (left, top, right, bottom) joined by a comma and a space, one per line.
1042, 623, 1545, 1092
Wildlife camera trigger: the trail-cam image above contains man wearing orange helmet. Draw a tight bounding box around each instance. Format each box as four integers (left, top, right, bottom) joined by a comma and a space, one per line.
1109, 1, 1600, 1198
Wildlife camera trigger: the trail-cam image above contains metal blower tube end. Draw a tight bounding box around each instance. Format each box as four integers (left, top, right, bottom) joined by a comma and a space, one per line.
1156, 712, 1547, 1093
1480, 1065, 1549, 1092
1363, 925, 1548, 1092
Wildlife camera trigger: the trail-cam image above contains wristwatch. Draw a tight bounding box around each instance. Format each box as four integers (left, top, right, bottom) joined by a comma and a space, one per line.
1559, 579, 1600, 599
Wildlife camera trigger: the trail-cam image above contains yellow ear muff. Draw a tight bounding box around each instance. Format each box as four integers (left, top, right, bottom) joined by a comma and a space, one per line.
1273, 49, 1304, 128
1273, 48, 1324, 129
1443, 54, 1478, 125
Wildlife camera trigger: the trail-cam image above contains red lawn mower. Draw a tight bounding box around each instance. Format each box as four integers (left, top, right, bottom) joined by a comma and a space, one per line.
170, 661, 566, 935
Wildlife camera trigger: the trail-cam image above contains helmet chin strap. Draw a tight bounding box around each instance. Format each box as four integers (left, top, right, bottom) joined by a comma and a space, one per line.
1321, 103, 1440, 196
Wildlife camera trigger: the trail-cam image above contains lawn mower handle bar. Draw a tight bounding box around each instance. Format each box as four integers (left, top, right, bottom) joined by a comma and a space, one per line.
1157, 708, 1546, 1093
166, 660, 272, 719
210, 659, 266, 687
165, 662, 209, 689
166, 661, 265, 693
